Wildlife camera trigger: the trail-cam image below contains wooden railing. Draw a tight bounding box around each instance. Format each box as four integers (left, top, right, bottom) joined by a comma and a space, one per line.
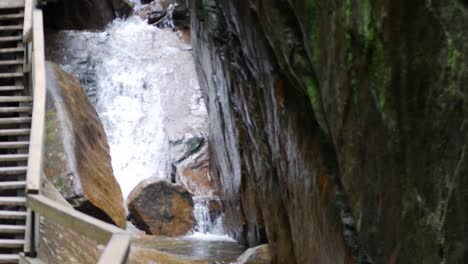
21, 1, 131, 263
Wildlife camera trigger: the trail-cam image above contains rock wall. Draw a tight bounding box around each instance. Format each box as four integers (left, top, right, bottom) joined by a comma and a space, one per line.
43, 0, 133, 30
190, 0, 468, 263
45, 61, 126, 228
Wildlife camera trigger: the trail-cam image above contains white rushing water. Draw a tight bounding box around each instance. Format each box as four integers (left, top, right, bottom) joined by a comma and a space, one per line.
56, 17, 191, 198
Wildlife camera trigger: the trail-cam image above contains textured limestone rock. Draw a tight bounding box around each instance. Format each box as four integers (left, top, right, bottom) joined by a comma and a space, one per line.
44, 61, 126, 228
128, 178, 194, 236
43, 0, 133, 30
235, 245, 271, 264
190, 0, 468, 263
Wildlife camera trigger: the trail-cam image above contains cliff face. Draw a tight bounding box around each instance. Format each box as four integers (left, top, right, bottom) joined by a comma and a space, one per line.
43, 0, 133, 30
190, 1, 468, 263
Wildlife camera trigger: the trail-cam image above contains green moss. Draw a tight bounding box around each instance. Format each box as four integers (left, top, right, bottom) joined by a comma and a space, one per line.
360, 0, 373, 48
45, 109, 66, 191
305, 1, 320, 67
369, 39, 392, 122
344, 0, 359, 108
447, 38, 463, 80
306, 77, 320, 111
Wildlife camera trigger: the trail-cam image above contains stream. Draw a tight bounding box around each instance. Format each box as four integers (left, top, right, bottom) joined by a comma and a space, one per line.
45, 0, 244, 262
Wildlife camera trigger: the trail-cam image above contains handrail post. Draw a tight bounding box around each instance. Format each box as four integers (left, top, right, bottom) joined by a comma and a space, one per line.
97, 233, 131, 264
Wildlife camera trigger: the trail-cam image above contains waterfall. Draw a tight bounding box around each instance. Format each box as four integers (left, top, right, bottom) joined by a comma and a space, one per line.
192, 197, 224, 234
46, 6, 226, 237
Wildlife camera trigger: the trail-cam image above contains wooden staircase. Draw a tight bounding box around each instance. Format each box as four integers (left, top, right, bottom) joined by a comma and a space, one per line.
0, 2, 28, 263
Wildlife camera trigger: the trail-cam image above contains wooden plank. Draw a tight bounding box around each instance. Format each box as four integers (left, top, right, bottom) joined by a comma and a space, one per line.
97, 233, 131, 264
26, 9, 46, 193
0, 0, 25, 9
27, 195, 123, 244
0, 254, 20, 263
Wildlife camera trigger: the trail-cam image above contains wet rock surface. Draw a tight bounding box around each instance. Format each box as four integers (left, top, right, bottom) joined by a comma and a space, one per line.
44, 61, 126, 228
235, 244, 271, 264
128, 178, 194, 236
129, 234, 245, 263
190, 1, 468, 263
136, 0, 189, 29
43, 0, 133, 30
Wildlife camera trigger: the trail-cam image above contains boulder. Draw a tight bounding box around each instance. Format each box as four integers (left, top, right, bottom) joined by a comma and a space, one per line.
235, 245, 271, 264
128, 178, 194, 236
44, 61, 126, 228
43, 0, 134, 30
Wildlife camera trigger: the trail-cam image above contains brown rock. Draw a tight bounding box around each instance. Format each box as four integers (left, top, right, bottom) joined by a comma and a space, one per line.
176, 142, 215, 197
128, 178, 194, 236
235, 245, 271, 264
44, 61, 126, 228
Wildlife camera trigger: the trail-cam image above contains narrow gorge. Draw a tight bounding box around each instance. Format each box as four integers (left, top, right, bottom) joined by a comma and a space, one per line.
30, 0, 468, 263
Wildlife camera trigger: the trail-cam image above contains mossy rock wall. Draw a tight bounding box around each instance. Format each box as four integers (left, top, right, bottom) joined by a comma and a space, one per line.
190, 0, 468, 263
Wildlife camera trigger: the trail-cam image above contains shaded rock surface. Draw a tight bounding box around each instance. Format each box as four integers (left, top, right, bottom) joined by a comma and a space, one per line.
44, 61, 126, 228
38, 180, 99, 264
190, 0, 468, 263
128, 178, 194, 236
235, 244, 271, 264
43, 0, 133, 30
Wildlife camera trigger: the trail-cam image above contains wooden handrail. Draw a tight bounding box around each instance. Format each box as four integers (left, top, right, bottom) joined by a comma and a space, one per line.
23, 0, 32, 43
21, 3, 132, 263
27, 195, 123, 244
25, 9, 46, 193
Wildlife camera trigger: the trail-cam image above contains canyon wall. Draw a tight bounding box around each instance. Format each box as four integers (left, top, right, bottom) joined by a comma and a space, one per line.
190, 1, 468, 263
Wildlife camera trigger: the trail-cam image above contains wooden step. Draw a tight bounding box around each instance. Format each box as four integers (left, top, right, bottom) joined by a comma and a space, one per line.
0, 225, 25, 234
0, 107, 31, 113
0, 117, 31, 125
0, 86, 23, 92
0, 154, 28, 162
0, 73, 23, 78
0, 167, 27, 175
0, 26, 22, 31
0, 96, 31, 103
0, 60, 22, 66
0, 254, 19, 263
0, 47, 23, 54
0, 14, 23, 20
0, 142, 29, 149
0, 210, 26, 220
0, 129, 30, 136
0, 181, 26, 190
0, 36, 22, 43
0, 239, 24, 248
0, 197, 26, 206
0, 0, 25, 9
